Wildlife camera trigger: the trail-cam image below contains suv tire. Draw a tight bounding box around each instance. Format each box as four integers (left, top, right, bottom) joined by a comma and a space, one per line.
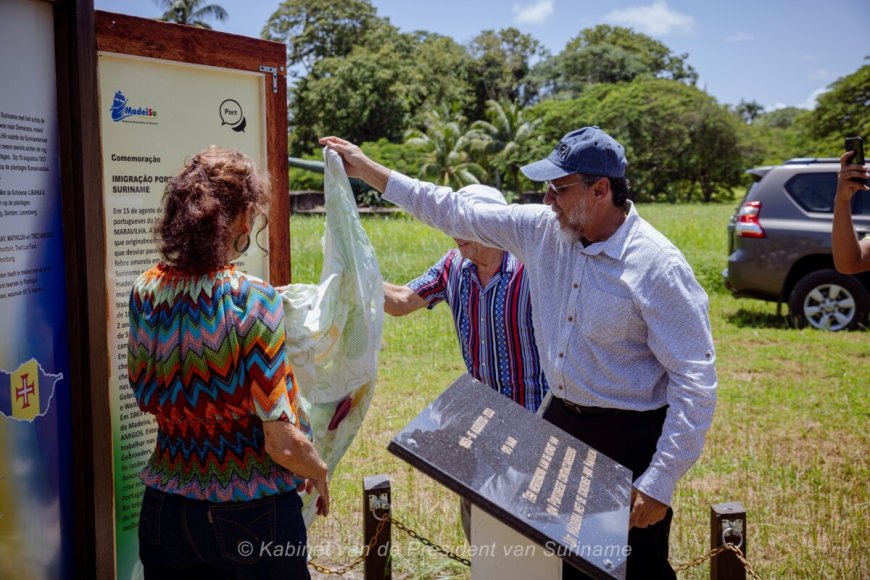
788, 269, 869, 331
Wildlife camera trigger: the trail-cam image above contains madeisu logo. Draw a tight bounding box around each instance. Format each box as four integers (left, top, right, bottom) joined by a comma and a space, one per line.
110, 90, 158, 124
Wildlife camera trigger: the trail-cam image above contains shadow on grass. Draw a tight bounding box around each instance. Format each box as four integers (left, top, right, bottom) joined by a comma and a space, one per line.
727, 308, 870, 331
726, 308, 794, 329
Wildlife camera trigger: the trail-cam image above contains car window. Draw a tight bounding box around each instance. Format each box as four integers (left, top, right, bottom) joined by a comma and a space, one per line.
785, 172, 870, 215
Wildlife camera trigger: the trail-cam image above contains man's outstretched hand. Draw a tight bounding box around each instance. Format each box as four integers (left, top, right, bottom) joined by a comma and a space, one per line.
319, 136, 390, 192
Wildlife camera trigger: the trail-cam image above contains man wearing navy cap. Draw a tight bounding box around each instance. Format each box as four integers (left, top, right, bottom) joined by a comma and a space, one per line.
321, 127, 717, 579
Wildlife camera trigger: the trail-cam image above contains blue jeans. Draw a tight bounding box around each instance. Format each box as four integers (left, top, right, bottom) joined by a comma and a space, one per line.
139, 487, 310, 579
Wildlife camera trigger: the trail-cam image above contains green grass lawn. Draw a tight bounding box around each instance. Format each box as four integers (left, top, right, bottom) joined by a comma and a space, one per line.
291, 203, 869, 579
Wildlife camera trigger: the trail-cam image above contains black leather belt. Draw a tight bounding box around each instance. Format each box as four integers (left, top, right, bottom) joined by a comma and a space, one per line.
555, 396, 629, 416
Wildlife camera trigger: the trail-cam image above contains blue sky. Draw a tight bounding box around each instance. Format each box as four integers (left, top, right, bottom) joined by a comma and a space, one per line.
95, 0, 870, 112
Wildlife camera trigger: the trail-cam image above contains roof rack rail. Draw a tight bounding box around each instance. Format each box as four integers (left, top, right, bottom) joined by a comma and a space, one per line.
782, 157, 840, 164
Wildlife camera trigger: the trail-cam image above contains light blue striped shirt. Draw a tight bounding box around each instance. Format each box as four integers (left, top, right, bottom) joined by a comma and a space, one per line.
384, 172, 717, 505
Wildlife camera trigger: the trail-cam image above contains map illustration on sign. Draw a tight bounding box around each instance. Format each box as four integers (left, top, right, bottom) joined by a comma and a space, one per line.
0, 358, 63, 422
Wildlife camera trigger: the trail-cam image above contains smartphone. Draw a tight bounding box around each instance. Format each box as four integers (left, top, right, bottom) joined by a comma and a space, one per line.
845, 136, 866, 185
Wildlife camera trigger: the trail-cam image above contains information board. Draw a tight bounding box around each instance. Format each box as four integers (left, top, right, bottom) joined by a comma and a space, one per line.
0, 1, 74, 578
98, 51, 270, 580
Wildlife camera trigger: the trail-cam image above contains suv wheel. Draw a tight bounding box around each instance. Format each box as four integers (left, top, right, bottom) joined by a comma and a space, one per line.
788, 269, 869, 331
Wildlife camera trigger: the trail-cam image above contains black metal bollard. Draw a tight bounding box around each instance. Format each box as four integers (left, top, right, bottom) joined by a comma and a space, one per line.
710, 501, 747, 580
363, 475, 392, 580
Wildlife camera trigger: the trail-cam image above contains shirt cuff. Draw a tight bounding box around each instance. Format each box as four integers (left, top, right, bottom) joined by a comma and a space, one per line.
405, 279, 438, 308
634, 466, 677, 506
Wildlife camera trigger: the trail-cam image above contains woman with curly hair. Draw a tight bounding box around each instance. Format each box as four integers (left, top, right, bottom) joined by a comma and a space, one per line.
128, 146, 327, 579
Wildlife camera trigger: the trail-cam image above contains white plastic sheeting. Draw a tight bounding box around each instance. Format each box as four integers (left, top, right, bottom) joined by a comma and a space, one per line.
280, 148, 384, 525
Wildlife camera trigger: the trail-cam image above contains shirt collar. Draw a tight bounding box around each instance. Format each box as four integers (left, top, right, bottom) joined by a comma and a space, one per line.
579, 201, 640, 260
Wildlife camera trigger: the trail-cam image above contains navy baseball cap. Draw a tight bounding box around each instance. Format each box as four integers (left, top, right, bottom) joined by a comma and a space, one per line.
521, 126, 627, 181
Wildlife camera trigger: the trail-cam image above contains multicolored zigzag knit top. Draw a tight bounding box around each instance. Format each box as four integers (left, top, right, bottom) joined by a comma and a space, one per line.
128, 264, 311, 502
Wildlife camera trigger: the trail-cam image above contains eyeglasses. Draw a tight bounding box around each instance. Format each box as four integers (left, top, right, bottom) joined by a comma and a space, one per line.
545, 176, 602, 197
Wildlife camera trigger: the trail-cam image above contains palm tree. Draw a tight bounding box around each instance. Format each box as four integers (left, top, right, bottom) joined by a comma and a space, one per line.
736, 99, 764, 125
469, 99, 541, 195
405, 110, 487, 190
154, 0, 228, 29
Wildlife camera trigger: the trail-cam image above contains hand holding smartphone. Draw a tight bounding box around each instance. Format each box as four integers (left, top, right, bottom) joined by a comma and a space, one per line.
845, 136, 866, 185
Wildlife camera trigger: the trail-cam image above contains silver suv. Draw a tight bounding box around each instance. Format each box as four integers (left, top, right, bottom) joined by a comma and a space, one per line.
723, 158, 870, 331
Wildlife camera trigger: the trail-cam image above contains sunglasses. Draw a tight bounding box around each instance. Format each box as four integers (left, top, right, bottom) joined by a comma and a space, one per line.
545, 176, 602, 197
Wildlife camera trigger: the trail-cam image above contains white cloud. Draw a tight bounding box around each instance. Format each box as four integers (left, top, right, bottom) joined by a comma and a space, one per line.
768, 85, 829, 111
603, 0, 695, 36
806, 68, 829, 82
513, 0, 554, 25
726, 31, 751, 43
800, 87, 829, 110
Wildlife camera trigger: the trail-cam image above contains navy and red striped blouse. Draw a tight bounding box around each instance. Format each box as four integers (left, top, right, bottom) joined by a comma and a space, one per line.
408, 249, 548, 411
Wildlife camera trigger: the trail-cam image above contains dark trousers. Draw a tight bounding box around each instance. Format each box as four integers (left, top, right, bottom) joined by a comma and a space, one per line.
139, 486, 310, 580
542, 398, 676, 580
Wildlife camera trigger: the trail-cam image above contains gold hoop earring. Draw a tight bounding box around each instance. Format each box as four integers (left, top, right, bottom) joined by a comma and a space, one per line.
233, 233, 250, 254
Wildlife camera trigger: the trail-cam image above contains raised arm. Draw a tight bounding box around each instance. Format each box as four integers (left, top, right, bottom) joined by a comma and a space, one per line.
383, 282, 427, 316
320, 136, 390, 192
832, 151, 870, 275
320, 136, 548, 262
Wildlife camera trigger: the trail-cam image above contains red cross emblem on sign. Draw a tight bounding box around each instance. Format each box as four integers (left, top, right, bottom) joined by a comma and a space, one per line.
16, 373, 35, 408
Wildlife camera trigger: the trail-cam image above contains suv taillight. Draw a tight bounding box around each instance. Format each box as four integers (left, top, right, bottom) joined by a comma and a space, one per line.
735, 201, 766, 238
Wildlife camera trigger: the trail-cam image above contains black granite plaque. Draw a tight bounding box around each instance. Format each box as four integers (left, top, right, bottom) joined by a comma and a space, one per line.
388, 375, 632, 579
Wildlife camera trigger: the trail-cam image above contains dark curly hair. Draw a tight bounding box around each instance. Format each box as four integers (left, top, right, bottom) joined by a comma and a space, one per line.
155, 146, 268, 274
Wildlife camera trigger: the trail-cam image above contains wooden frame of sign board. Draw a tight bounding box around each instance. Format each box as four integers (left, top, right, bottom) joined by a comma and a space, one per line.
95, 10, 291, 282
52, 0, 112, 577
52, 11, 291, 579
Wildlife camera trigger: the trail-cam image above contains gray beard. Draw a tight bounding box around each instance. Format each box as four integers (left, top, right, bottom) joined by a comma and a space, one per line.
558, 223, 582, 245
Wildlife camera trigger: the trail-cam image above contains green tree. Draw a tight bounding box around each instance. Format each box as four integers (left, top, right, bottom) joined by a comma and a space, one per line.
532, 43, 649, 99
685, 101, 745, 201
262, 0, 382, 75
405, 32, 477, 123
468, 28, 548, 111
405, 110, 487, 189
578, 25, 697, 82
534, 25, 697, 99
288, 41, 412, 153
528, 83, 617, 143
286, 23, 477, 153
529, 80, 743, 202
740, 106, 808, 166
736, 99, 764, 124
469, 100, 541, 195
154, 0, 227, 29
755, 106, 805, 129
799, 62, 870, 155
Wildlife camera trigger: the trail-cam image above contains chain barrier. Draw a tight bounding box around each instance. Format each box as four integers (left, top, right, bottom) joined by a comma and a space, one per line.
307, 516, 386, 576
309, 505, 759, 578
306, 509, 471, 576
673, 542, 761, 580
387, 515, 472, 567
